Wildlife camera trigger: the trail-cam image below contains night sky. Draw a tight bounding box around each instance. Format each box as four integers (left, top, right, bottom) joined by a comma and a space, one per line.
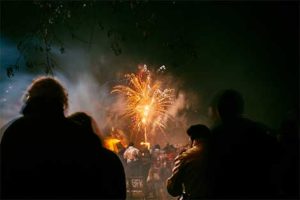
0, 1, 298, 141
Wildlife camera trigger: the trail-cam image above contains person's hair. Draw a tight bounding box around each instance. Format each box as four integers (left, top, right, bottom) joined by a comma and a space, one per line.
187, 124, 211, 141
128, 142, 134, 147
68, 112, 103, 146
217, 89, 244, 119
23, 76, 68, 111
68, 112, 93, 133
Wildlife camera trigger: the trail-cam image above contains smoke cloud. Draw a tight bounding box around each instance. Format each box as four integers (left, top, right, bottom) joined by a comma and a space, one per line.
0, 44, 206, 146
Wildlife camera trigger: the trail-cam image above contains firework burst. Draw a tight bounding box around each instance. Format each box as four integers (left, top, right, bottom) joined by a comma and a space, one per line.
112, 65, 175, 143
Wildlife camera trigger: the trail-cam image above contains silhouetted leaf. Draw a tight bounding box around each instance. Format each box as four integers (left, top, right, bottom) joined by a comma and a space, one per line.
6, 67, 14, 78
14, 64, 19, 70
107, 29, 113, 38
45, 66, 53, 74
111, 42, 122, 56
26, 61, 34, 68
143, 31, 148, 39
60, 47, 65, 54
17, 41, 23, 51
98, 21, 104, 30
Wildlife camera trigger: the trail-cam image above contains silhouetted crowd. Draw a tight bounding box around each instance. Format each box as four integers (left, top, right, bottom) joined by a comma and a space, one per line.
119, 142, 179, 199
1, 76, 298, 199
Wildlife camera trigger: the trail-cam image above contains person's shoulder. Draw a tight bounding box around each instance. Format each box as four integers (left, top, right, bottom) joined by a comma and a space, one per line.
184, 146, 203, 158
242, 118, 278, 142
2, 116, 27, 132
1, 116, 27, 143
174, 149, 197, 167
101, 147, 125, 168
243, 118, 272, 134
102, 147, 122, 160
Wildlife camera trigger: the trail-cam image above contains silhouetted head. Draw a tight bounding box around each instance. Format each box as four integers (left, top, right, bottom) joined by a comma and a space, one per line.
187, 124, 211, 141
128, 142, 134, 147
216, 89, 244, 121
68, 112, 103, 146
22, 76, 68, 115
68, 112, 94, 133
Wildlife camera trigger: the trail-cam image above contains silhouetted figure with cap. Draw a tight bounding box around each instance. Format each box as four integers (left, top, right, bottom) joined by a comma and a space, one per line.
208, 89, 279, 198
1, 76, 126, 199
167, 124, 211, 199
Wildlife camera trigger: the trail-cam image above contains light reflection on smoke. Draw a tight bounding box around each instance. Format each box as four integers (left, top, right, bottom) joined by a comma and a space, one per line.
0, 45, 206, 145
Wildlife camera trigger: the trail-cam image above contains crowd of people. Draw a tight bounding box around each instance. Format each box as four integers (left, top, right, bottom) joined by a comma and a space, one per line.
0, 76, 298, 200
119, 142, 180, 199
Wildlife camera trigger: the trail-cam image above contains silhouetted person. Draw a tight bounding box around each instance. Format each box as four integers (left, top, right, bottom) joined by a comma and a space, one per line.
123, 142, 140, 177
167, 124, 210, 199
208, 89, 279, 198
139, 145, 152, 197
68, 112, 126, 199
68, 112, 103, 147
0, 76, 126, 199
277, 113, 299, 199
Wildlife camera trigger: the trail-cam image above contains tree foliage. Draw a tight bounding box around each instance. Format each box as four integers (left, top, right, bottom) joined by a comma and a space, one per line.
2, 0, 198, 77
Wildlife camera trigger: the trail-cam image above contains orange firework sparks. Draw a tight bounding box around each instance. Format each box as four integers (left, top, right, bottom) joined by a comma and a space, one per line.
111, 65, 174, 143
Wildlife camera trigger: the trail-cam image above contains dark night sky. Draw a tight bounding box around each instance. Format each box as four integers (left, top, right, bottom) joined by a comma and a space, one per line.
0, 1, 299, 133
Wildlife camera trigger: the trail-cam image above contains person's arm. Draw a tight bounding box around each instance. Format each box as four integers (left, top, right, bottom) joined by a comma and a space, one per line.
166, 155, 185, 197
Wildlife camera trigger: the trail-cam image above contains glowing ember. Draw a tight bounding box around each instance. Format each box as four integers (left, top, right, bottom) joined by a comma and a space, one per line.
112, 65, 175, 145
